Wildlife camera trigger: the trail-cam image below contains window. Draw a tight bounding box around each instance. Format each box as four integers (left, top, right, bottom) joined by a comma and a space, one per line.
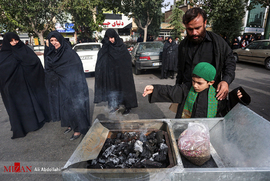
74, 45, 101, 52
246, 41, 260, 49
257, 41, 270, 49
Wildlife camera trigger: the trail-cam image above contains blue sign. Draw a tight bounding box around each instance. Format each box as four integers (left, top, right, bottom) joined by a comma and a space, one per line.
56, 23, 75, 33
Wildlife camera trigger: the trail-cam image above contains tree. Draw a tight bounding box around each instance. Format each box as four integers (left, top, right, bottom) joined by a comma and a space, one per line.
248, 0, 270, 39
169, 1, 185, 40
119, 0, 167, 42
62, 0, 105, 41
136, 9, 162, 39
201, 0, 249, 42
0, 0, 67, 45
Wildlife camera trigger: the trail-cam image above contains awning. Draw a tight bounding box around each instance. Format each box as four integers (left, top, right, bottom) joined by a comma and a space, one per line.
123, 23, 132, 29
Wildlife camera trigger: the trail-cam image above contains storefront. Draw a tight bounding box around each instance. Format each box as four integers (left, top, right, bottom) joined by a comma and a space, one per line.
55, 23, 76, 45
96, 12, 133, 42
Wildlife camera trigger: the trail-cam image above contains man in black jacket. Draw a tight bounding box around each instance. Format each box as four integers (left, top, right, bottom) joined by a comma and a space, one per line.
176, 7, 236, 101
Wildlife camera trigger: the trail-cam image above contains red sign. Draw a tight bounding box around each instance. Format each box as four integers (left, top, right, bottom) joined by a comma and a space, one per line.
102, 21, 124, 27
4, 162, 32, 173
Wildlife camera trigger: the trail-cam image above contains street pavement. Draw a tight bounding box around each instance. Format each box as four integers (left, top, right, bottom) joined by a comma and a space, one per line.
0, 62, 269, 180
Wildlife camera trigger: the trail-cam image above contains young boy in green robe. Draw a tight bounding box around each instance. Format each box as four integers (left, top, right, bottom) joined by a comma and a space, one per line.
143, 62, 250, 118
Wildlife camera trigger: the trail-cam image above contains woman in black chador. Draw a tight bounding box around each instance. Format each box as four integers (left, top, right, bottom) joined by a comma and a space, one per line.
45, 31, 90, 140
94, 29, 138, 115
0, 32, 50, 139
161, 37, 178, 79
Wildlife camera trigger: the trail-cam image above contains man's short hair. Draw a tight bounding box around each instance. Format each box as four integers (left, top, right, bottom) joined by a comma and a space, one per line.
183, 7, 207, 24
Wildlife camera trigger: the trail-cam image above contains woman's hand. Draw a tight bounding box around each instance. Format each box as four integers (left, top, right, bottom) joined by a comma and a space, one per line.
142, 85, 154, 97
237, 89, 243, 99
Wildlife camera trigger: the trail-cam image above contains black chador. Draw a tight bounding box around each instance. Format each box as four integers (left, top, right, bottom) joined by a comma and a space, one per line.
0, 32, 50, 139
94, 29, 138, 111
44, 31, 90, 134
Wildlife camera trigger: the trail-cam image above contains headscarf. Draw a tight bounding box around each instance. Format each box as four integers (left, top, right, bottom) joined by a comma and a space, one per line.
1, 32, 23, 52
45, 31, 72, 63
1, 32, 41, 66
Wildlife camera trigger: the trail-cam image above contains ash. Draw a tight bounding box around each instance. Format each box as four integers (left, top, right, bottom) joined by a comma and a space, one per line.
87, 131, 169, 169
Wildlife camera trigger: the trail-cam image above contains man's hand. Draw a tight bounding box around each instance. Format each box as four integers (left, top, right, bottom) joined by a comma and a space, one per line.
142, 85, 154, 97
216, 81, 229, 100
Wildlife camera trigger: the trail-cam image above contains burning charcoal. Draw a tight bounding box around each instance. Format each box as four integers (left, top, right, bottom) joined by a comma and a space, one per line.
115, 139, 121, 145
141, 148, 152, 159
144, 141, 156, 154
139, 133, 147, 142
90, 130, 170, 169
134, 140, 143, 153
115, 164, 125, 168
91, 159, 98, 165
116, 132, 122, 139
126, 158, 137, 166
141, 159, 163, 168
123, 132, 129, 141
156, 131, 163, 144
104, 161, 115, 168
128, 132, 137, 138
98, 158, 106, 164
103, 145, 116, 158
154, 143, 168, 162
148, 131, 156, 140
118, 155, 126, 164
160, 143, 168, 150
108, 156, 120, 165
123, 148, 129, 156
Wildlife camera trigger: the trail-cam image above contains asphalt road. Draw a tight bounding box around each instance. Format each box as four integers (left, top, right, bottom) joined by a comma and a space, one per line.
0, 61, 269, 180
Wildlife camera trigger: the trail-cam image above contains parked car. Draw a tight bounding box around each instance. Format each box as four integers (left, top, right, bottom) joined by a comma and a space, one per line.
33, 45, 45, 67
125, 41, 136, 54
131, 41, 164, 75
73, 42, 102, 73
233, 40, 270, 70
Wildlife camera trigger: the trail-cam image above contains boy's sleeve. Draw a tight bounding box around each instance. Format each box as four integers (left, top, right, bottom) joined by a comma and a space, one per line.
148, 84, 185, 104
228, 86, 251, 108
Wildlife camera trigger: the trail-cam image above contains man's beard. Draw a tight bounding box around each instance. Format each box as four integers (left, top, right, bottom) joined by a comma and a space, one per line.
187, 28, 206, 44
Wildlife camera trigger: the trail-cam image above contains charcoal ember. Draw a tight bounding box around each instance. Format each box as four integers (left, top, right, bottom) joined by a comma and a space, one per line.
134, 159, 163, 168
87, 161, 103, 169
115, 142, 126, 154
104, 161, 115, 168
90, 130, 169, 169
139, 133, 147, 142
115, 139, 121, 145
156, 131, 164, 144
126, 158, 138, 166
98, 158, 106, 164
115, 164, 126, 168
102, 138, 115, 152
134, 140, 143, 152
141, 147, 152, 159
147, 138, 157, 147
103, 145, 116, 158
108, 155, 120, 165
118, 155, 126, 164
128, 132, 138, 139
123, 132, 129, 141
116, 132, 122, 139
160, 143, 168, 150
123, 148, 130, 156
91, 159, 98, 165
154, 143, 168, 162
147, 131, 156, 140
144, 141, 156, 154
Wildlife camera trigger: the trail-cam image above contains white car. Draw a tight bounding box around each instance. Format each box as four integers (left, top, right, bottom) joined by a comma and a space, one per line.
33, 45, 45, 67
73, 42, 102, 73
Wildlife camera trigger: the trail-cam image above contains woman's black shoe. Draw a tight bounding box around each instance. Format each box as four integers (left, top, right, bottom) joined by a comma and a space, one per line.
64, 127, 72, 134
122, 108, 131, 115
70, 134, 81, 141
